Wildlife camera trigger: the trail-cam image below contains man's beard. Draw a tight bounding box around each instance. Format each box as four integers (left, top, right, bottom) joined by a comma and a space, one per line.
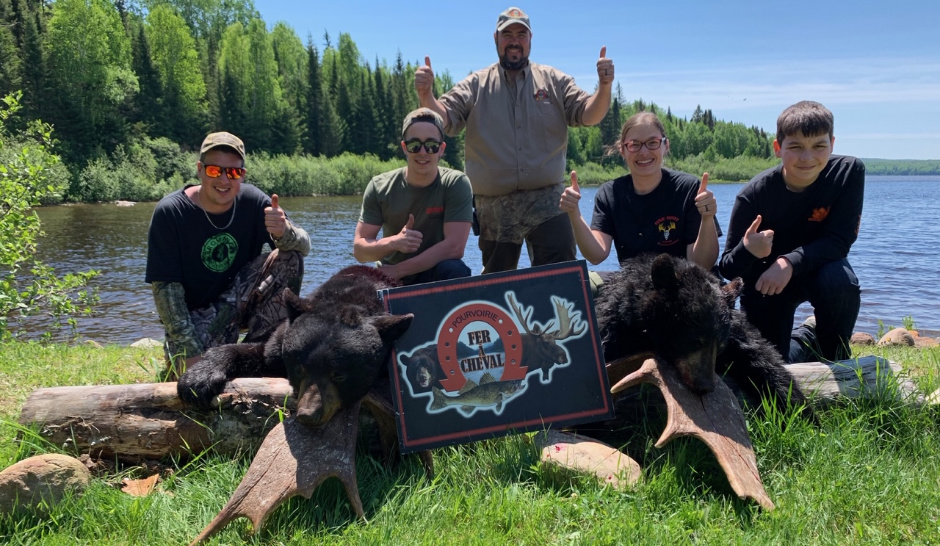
499, 48, 529, 71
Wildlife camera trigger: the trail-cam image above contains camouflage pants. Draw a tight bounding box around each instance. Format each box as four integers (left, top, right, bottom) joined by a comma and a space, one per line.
166, 249, 304, 365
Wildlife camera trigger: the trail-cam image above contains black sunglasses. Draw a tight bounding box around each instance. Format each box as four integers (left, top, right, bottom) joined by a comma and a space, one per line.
403, 138, 442, 154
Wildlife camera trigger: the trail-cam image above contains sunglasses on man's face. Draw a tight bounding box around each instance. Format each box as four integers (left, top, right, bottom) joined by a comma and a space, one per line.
203, 164, 246, 179
403, 138, 442, 155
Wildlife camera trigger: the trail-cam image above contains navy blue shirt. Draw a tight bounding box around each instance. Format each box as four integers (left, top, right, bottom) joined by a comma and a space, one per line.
592, 169, 718, 265
719, 155, 865, 283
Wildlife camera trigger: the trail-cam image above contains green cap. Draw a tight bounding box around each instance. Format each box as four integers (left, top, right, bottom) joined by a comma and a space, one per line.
496, 7, 530, 32
402, 108, 445, 140
200, 132, 246, 160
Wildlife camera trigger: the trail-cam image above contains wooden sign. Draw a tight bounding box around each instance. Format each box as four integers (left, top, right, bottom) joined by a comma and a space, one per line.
381, 261, 613, 453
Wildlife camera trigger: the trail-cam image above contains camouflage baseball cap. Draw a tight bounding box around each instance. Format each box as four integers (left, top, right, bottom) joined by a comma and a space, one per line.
401, 108, 445, 140
200, 132, 246, 160
496, 7, 530, 32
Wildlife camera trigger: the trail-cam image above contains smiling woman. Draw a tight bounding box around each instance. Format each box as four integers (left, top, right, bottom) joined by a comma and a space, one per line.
560, 111, 719, 272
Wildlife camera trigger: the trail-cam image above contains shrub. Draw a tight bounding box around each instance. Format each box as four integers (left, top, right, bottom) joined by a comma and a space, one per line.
0, 92, 99, 337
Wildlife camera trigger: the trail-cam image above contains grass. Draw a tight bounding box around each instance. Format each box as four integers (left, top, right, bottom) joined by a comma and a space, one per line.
1, 341, 939, 545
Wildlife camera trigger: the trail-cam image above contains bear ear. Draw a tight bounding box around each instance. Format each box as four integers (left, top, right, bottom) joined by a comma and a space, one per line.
650, 254, 680, 291
720, 278, 744, 307
283, 288, 306, 321
373, 313, 414, 343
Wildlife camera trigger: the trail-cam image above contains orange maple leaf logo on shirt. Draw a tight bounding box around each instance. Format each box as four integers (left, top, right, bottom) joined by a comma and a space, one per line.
809, 207, 830, 222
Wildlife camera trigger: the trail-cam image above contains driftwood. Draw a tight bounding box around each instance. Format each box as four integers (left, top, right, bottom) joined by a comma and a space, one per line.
18, 378, 295, 461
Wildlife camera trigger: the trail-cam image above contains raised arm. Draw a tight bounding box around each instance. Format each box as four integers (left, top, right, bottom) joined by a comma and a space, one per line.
580, 46, 615, 126
559, 171, 612, 264
414, 56, 448, 121
687, 173, 719, 270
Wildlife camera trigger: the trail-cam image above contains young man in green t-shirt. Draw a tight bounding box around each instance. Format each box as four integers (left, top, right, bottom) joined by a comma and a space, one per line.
353, 108, 474, 285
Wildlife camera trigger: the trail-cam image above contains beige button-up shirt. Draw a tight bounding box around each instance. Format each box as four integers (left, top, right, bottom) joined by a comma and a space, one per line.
438, 62, 591, 197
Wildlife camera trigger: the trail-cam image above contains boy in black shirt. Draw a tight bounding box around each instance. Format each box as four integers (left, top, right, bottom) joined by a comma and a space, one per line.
719, 101, 864, 363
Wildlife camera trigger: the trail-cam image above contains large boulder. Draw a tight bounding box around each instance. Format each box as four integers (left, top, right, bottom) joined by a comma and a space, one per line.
0, 454, 91, 515
878, 328, 915, 347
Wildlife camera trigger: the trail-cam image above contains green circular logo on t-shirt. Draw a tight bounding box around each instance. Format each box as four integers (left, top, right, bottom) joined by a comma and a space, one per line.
201, 233, 238, 272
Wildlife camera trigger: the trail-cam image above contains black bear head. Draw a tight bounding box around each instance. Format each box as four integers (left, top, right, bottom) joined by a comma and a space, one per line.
279, 307, 413, 427
640, 254, 734, 394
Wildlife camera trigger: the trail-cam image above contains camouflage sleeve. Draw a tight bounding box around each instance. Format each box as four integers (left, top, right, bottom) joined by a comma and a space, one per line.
151, 281, 203, 360
274, 220, 311, 256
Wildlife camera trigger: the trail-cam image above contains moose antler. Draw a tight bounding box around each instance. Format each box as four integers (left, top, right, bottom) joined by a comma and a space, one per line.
506, 292, 537, 335
189, 388, 434, 545
189, 401, 364, 545
547, 297, 586, 340
610, 356, 775, 511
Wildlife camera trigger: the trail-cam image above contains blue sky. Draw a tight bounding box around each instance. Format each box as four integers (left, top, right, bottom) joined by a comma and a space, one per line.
253, 0, 940, 160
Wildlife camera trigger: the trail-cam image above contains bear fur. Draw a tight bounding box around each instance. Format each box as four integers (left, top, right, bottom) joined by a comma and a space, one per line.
595, 253, 806, 410
177, 265, 413, 427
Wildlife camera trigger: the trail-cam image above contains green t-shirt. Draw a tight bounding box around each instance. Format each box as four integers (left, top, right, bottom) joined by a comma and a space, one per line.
359, 166, 473, 266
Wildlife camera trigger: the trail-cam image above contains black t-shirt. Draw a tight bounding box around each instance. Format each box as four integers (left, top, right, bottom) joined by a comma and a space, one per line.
591, 169, 717, 265
719, 155, 865, 284
145, 184, 273, 310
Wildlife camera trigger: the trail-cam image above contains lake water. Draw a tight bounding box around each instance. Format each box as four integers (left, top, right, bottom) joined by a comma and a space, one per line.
23, 175, 940, 344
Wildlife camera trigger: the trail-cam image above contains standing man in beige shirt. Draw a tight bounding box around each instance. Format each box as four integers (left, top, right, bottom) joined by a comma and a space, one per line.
414, 6, 615, 273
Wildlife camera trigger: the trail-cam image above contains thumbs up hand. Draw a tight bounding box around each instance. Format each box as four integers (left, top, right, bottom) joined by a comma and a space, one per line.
265, 194, 288, 240
596, 46, 614, 85
559, 171, 583, 215
743, 214, 775, 258
415, 56, 435, 100
394, 213, 423, 254
694, 172, 716, 218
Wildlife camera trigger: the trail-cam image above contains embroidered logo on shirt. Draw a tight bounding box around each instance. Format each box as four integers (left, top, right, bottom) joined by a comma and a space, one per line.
655, 216, 680, 246
533, 89, 549, 102
808, 207, 830, 222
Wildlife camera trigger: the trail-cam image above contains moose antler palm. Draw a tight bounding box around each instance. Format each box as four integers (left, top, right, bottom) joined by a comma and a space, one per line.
506, 293, 586, 339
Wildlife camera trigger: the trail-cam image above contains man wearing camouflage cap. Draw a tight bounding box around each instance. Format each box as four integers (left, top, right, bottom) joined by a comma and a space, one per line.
353, 108, 473, 285
146, 131, 311, 377
415, 6, 614, 273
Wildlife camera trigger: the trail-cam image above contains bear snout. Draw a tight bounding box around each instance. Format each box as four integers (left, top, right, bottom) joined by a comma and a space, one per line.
675, 352, 718, 394
295, 381, 343, 427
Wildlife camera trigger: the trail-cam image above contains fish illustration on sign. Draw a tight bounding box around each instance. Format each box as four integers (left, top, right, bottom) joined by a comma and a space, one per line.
429, 373, 526, 416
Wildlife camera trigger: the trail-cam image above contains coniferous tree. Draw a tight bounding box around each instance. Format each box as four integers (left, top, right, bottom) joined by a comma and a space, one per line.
130, 22, 161, 131
0, 0, 22, 101
303, 42, 323, 156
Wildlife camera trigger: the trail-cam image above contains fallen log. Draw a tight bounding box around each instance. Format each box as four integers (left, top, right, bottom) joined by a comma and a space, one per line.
18, 378, 295, 461
16, 356, 921, 462
606, 354, 922, 412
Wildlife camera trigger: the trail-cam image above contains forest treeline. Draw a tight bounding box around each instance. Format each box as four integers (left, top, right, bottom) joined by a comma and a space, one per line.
0, 0, 933, 204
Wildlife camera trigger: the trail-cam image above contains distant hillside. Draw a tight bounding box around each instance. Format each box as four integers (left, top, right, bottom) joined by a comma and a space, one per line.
860, 159, 940, 176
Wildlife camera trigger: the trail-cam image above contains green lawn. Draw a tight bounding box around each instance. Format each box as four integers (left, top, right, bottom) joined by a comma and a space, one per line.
1, 342, 939, 545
